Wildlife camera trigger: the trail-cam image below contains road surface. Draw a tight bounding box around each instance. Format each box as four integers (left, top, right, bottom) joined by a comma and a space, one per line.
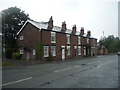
2, 55, 119, 88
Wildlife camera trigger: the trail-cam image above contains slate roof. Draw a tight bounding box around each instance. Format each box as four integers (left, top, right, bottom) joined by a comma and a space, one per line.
97, 44, 107, 50
17, 19, 97, 39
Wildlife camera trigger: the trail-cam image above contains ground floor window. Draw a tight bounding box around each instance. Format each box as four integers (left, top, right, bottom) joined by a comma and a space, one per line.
20, 49, 24, 54
67, 46, 70, 56
44, 46, 49, 57
51, 46, 56, 56
78, 46, 81, 55
33, 49, 36, 55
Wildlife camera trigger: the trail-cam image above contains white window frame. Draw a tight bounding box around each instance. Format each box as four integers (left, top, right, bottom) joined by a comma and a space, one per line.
51, 46, 56, 56
33, 49, 36, 55
51, 32, 56, 43
20, 36, 24, 40
74, 46, 77, 49
20, 49, 24, 54
87, 38, 89, 43
66, 34, 70, 44
78, 36, 81, 45
44, 46, 49, 57
67, 46, 70, 56
78, 46, 81, 55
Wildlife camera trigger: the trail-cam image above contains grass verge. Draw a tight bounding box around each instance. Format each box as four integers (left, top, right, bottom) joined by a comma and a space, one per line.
2, 61, 14, 66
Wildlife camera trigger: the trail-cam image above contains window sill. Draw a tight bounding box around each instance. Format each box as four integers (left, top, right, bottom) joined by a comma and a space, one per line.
67, 55, 70, 56
44, 56, 49, 57
51, 42, 56, 43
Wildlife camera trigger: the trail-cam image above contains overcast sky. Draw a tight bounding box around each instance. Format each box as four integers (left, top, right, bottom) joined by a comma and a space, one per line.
0, 0, 119, 40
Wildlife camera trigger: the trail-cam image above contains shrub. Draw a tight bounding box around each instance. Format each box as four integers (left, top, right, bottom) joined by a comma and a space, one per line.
47, 54, 54, 61
35, 42, 43, 60
12, 52, 21, 60
2, 61, 14, 66
5, 48, 14, 59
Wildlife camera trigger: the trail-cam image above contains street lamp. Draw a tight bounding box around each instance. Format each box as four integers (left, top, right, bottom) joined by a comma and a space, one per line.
1, 12, 5, 60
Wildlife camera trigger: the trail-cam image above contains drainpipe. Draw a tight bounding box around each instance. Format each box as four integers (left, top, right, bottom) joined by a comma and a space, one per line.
40, 29, 42, 43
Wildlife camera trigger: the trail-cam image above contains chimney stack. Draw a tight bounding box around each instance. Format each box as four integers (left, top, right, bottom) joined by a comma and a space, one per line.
47, 16, 53, 30
87, 30, 91, 37
72, 25, 76, 34
61, 21, 67, 32
80, 27, 84, 36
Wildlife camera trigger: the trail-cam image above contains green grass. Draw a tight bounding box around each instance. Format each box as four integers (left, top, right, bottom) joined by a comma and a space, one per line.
2, 61, 14, 66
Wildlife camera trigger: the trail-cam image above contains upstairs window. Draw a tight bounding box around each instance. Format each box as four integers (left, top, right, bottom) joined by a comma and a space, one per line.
51, 46, 56, 56
67, 46, 70, 56
20, 36, 24, 40
87, 38, 89, 43
51, 32, 56, 43
78, 46, 81, 55
78, 36, 81, 45
67, 34, 70, 44
44, 46, 49, 57
33, 49, 36, 55
20, 49, 24, 54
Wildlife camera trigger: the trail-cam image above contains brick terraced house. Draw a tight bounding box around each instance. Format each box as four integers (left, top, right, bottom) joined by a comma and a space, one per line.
17, 16, 97, 60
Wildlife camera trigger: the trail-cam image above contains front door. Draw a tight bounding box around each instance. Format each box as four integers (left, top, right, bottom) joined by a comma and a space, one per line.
62, 48, 65, 60
74, 46, 77, 57
84, 47, 86, 56
26, 52, 30, 60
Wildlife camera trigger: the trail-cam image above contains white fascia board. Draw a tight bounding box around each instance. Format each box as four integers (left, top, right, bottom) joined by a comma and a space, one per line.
17, 20, 29, 35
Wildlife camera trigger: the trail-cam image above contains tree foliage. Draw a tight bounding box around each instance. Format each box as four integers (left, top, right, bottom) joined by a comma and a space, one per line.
2, 7, 29, 47
2, 7, 30, 58
99, 35, 120, 53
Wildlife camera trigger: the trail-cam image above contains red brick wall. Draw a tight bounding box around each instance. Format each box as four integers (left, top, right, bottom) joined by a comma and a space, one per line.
56, 32, 66, 60
18, 22, 97, 60
42, 30, 51, 45
18, 23, 41, 60
71, 35, 78, 57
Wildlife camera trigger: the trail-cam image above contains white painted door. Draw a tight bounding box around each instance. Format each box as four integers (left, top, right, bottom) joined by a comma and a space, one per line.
84, 48, 86, 56
62, 49, 65, 60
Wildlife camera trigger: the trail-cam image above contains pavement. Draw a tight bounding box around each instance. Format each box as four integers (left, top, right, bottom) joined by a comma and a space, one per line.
1, 55, 119, 88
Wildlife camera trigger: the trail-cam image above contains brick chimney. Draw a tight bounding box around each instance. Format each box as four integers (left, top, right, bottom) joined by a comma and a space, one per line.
87, 30, 91, 37
61, 21, 67, 32
72, 25, 76, 34
80, 27, 84, 36
47, 16, 53, 30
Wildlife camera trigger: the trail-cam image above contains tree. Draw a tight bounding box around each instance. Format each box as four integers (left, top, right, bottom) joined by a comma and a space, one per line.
99, 35, 120, 53
2, 7, 30, 58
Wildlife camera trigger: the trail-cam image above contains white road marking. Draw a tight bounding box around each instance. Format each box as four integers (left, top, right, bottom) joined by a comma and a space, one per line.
74, 65, 81, 68
88, 61, 100, 64
0, 77, 32, 86
54, 65, 81, 73
95, 61, 114, 68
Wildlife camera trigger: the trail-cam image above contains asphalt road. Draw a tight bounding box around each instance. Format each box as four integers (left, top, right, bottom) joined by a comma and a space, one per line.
2, 55, 119, 88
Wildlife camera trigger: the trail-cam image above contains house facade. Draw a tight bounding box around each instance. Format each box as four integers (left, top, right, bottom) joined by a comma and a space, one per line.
97, 44, 108, 55
17, 16, 97, 60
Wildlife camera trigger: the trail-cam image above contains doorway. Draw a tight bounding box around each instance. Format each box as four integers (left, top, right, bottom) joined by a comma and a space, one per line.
61, 46, 65, 60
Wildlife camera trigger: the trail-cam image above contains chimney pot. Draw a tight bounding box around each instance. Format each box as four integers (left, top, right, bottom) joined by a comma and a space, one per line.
47, 16, 53, 30
72, 24, 76, 34
80, 27, 84, 36
87, 30, 91, 37
61, 21, 67, 32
